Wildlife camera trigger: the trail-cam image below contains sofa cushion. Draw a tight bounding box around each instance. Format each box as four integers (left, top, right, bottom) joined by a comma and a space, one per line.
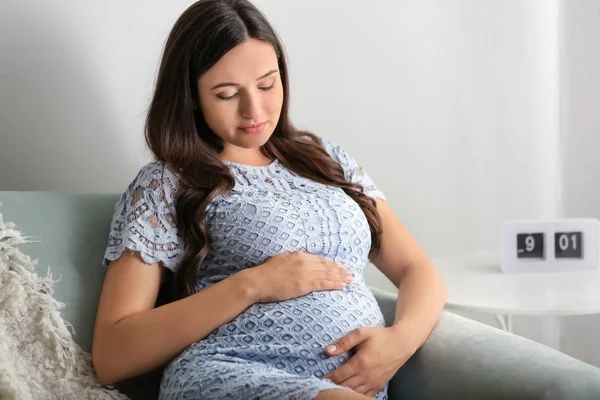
0, 191, 165, 398
1, 191, 119, 351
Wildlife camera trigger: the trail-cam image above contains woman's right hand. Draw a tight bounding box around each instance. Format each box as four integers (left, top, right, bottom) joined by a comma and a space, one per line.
244, 251, 354, 303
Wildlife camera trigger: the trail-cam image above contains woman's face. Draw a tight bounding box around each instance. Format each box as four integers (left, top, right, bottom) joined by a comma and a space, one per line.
197, 38, 284, 160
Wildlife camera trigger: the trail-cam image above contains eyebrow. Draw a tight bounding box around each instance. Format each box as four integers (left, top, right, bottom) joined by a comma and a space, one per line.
211, 69, 279, 90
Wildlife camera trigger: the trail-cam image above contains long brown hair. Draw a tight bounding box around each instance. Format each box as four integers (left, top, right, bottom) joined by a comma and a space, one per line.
145, 0, 382, 300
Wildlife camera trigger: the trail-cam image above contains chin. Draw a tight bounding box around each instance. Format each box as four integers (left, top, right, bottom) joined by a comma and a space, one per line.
233, 130, 275, 148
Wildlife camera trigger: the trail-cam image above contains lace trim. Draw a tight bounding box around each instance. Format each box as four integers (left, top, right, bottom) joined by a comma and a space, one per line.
103, 162, 183, 270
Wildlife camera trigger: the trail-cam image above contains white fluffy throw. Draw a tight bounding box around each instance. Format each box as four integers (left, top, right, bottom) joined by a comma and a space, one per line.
0, 209, 129, 400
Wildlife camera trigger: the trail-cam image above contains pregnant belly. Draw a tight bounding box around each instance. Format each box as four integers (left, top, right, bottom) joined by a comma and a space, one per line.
186, 284, 386, 378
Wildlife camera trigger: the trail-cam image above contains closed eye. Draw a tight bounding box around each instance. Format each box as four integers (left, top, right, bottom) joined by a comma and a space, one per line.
259, 83, 275, 91
218, 92, 238, 100
218, 83, 275, 101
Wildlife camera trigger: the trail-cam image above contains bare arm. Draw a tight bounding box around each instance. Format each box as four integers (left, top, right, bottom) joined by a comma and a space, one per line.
92, 251, 256, 386
92, 250, 350, 386
371, 199, 447, 351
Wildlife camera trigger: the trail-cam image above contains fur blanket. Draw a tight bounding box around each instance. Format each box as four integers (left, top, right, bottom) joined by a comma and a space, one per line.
0, 207, 128, 400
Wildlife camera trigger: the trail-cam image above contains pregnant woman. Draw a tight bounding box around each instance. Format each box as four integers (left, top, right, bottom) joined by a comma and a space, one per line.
91, 1, 447, 399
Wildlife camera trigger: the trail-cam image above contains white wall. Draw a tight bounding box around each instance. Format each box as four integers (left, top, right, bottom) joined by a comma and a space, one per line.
0, 0, 597, 365
259, 0, 562, 285
559, 0, 600, 368
0, 1, 190, 191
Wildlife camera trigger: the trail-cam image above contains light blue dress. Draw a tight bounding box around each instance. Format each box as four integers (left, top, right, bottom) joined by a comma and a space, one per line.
103, 138, 389, 400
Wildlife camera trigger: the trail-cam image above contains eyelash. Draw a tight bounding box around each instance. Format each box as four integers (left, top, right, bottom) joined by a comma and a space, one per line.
218, 83, 275, 101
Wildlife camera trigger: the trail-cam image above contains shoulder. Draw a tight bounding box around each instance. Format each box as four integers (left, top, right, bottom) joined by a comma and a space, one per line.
296, 134, 348, 163
104, 160, 184, 269
309, 135, 385, 199
315, 136, 358, 171
131, 161, 180, 187
123, 160, 180, 210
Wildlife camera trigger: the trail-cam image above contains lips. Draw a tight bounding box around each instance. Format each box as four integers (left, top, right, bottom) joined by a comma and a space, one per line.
239, 122, 267, 134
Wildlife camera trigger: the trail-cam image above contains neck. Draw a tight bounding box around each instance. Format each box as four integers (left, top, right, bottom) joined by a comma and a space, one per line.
220, 147, 272, 167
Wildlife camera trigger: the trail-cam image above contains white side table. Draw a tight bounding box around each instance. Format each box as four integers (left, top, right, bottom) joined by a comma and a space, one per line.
433, 250, 600, 332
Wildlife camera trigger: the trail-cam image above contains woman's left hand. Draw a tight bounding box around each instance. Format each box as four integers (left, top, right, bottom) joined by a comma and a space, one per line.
323, 326, 417, 397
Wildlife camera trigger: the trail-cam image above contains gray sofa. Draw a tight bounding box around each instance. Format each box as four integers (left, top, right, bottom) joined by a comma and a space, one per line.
2, 191, 600, 400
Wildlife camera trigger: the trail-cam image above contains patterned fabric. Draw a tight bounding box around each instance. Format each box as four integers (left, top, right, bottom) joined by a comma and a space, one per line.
103, 138, 389, 400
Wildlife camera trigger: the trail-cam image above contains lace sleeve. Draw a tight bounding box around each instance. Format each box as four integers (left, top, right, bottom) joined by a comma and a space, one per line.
320, 137, 386, 200
102, 161, 183, 271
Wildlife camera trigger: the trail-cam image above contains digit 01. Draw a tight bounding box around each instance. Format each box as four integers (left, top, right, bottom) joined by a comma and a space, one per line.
555, 232, 583, 258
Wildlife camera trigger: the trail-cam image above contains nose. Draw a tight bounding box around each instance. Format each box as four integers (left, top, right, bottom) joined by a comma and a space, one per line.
240, 91, 260, 120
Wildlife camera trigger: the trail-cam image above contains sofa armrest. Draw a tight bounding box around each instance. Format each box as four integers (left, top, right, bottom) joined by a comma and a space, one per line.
368, 287, 600, 400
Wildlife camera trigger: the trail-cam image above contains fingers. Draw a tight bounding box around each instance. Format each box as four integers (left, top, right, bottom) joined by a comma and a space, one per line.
325, 363, 379, 396
324, 362, 356, 384
313, 255, 341, 269
324, 259, 353, 280
298, 253, 354, 293
354, 384, 372, 395
338, 375, 364, 390
304, 254, 353, 277
316, 279, 348, 291
320, 268, 353, 284
314, 276, 352, 292
311, 259, 352, 288
326, 328, 368, 356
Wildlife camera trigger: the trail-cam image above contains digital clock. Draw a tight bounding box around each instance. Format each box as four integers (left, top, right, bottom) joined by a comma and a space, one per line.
501, 219, 600, 273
